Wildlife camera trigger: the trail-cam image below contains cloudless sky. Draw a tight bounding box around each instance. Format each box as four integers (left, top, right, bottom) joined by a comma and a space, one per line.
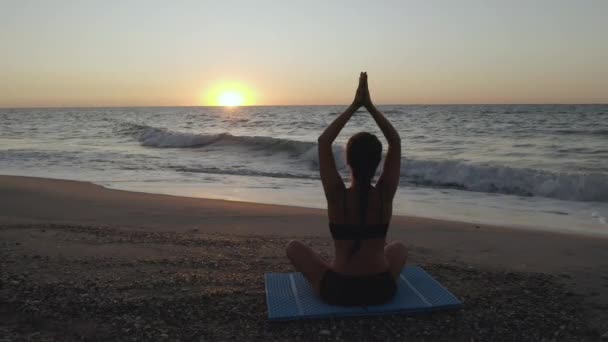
1, 0, 607, 107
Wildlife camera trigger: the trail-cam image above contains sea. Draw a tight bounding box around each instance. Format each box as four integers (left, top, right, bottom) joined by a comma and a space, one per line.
1, 105, 607, 236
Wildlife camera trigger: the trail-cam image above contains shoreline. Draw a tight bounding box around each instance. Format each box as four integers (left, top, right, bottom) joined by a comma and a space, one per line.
1, 175, 608, 338
3, 173, 607, 238
102, 178, 608, 239
1, 175, 608, 270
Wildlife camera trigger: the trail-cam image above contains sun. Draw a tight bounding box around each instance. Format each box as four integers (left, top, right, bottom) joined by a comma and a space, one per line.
204, 82, 255, 106
218, 91, 244, 107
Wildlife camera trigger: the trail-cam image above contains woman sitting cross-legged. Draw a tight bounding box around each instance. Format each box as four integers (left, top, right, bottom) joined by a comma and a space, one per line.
286, 72, 407, 306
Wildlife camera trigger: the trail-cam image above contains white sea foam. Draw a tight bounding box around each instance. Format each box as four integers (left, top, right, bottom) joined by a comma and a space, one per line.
125, 124, 608, 202
592, 212, 607, 225
139, 127, 223, 148
136, 124, 316, 154
402, 159, 608, 202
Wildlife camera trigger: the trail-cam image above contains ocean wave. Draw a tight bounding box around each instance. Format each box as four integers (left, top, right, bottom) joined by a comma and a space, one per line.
170, 155, 608, 202
126, 123, 315, 152
170, 166, 318, 180
121, 122, 348, 169
402, 159, 608, 202
120, 123, 608, 202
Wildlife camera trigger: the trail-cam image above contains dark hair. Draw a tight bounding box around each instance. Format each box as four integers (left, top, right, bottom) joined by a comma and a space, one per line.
346, 132, 382, 258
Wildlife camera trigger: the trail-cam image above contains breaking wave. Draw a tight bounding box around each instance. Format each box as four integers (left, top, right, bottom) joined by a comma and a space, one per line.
120, 123, 608, 202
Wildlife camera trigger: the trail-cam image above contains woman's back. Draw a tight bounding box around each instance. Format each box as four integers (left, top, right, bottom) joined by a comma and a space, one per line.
329, 186, 392, 274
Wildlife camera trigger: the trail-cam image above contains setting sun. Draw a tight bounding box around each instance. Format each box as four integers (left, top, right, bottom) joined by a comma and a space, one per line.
218, 91, 244, 107
205, 82, 255, 106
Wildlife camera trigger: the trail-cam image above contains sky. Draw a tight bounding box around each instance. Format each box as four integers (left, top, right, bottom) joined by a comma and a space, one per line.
1, 0, 607, 107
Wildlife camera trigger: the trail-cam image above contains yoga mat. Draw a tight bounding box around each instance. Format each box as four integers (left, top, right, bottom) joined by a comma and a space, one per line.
265, 265, 462, 321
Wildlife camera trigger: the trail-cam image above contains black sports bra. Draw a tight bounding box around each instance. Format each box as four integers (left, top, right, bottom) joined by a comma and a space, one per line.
329, 188, 389, 240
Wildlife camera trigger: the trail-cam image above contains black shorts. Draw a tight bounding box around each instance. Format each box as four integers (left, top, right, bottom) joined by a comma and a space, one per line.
319, 270, 397, 306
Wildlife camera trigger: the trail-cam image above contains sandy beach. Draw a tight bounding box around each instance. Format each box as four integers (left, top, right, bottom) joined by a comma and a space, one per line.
4, 0, 608, 340
1, 175, 607, 341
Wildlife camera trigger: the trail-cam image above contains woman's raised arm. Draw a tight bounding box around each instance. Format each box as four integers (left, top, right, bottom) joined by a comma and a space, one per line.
318, 73, 366, 200
360, 73, 402, 199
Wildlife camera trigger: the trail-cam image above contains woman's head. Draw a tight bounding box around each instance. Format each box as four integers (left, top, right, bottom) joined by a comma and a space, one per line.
346, 132, 382, 184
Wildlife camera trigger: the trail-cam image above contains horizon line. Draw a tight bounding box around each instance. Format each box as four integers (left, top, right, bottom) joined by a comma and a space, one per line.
1, 102, 607, 109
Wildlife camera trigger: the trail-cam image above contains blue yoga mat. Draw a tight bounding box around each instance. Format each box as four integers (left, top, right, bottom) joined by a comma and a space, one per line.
265, 265, 462, 321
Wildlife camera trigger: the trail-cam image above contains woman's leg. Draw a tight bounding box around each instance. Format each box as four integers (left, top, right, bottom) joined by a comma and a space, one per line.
384, 241, 408, 280
285, 240, 330, 293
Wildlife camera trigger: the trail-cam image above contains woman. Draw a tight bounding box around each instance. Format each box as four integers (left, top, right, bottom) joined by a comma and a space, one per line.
286, 72, 407, 306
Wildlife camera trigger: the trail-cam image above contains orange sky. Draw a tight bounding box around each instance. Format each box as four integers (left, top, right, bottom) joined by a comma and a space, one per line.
1, 1, 607, 107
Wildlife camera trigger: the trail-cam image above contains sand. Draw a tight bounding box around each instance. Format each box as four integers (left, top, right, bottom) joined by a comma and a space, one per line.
1, 175, 607, 341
